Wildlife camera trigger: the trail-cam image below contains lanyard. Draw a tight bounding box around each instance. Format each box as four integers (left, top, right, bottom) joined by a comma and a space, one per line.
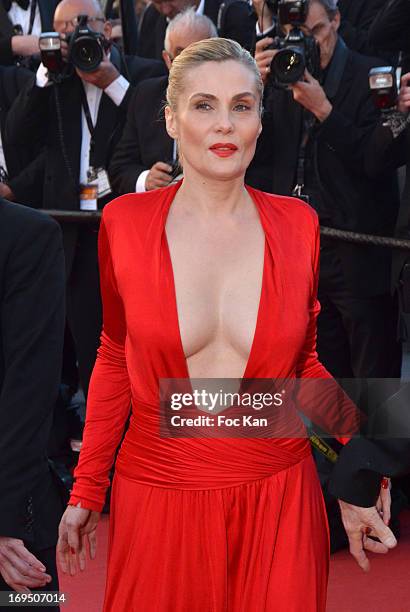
27, 0, 37, 35
80, 84, 96, 163
292, 110, 316, 198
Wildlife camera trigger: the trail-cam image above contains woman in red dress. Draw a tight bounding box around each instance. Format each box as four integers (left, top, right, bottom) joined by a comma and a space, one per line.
56, 38, 380, 611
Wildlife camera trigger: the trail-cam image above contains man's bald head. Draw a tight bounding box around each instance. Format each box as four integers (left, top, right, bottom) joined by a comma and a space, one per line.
54, 0, 109, 37
55, 0, 104, 21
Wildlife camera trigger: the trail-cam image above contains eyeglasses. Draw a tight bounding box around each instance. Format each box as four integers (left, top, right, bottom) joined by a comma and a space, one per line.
54, 16, 105, 31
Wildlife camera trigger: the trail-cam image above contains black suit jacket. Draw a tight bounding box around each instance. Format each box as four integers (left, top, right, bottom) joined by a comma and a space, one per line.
363, 114, 410, 291
0, 200, 65, 548
0, 65, 44, 207
108, 75, 173, 195
247, 39, 400, 297
338, 0, 397, 62
329, 381, 410, 506
0, 0, 59, 66
137, 0, 255, 60
369, 0, 410, 53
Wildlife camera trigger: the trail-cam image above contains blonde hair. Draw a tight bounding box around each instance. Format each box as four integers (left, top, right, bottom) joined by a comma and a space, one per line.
166, 38, 264, 113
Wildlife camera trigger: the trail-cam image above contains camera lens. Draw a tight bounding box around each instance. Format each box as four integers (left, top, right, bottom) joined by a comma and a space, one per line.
71, 35, 103, 72
272, 47, 305, 84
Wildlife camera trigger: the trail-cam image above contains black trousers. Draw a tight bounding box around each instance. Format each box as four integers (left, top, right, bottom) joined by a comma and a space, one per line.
316, 245, 402, 379
65, 226, 102, 400
0, 545, 59, 611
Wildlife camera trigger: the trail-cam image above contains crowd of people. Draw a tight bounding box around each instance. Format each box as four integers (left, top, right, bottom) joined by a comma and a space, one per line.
1, 0, 410, 609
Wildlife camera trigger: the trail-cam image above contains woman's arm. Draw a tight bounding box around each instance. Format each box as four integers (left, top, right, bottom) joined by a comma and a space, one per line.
294, 215, 360, 442
68, 213, 132, 512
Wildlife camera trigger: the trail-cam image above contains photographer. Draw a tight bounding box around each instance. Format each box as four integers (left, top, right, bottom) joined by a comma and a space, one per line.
0, 0, 59, 67
248, 0, 402, 382
6, 0, 166, 405
109, 9, 217, 195
137, 0, 255, 60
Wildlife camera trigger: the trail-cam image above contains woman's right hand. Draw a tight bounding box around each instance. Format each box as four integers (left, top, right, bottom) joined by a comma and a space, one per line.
57, 503, 100, 576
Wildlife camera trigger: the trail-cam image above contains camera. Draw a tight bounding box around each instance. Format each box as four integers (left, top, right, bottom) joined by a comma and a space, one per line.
39, 15, 109, 77
369, 66, 398, 111
269, 0, 321, 86
67, 14, 108, 72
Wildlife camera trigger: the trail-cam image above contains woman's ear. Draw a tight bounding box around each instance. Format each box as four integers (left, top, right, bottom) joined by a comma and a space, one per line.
165, 105, 178, 139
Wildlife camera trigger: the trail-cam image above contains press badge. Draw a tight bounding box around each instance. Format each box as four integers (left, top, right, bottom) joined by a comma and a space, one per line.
79, 182, 98, 211
80, 167, 112, 210
92, 167, 112, 198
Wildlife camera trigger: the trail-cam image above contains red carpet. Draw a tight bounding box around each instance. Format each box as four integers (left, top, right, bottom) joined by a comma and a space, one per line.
59, 510, 410, 611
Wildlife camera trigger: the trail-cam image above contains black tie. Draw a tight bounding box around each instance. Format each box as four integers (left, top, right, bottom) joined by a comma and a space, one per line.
3, 0, 30, 11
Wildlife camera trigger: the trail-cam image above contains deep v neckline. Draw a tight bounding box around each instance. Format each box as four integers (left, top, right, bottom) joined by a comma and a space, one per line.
162, 182, 268, 381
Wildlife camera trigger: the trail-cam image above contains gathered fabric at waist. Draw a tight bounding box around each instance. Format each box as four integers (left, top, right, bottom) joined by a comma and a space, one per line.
115, 398, 311, 490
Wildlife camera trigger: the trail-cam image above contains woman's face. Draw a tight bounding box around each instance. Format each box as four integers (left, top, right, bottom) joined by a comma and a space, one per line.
165, 60, 262, 182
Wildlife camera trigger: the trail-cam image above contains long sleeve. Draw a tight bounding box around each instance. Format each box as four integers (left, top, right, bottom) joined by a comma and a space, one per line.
295, 216, 360, 442
68, 214, 132, 512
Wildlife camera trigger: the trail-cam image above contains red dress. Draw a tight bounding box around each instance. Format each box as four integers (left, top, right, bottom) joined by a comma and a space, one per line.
69, 181, 334, 611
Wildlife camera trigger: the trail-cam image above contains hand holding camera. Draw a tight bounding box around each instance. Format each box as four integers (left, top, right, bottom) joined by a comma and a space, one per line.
291, 69, 332, 121
254, 37, 278, 85
254, 1, 321, 87
75, 52, 119, 90
398, 73, 410, 115
39, 15, 114, 85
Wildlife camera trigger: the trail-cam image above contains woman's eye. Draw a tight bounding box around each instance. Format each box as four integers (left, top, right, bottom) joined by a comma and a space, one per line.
234, 104, 251, 111
195, 102, 213, 110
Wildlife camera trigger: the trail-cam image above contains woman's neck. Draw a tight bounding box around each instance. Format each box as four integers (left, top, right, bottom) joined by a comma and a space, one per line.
173, 169, 251, 219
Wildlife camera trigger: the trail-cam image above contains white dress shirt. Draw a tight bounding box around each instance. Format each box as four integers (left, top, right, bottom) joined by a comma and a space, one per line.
195, 0, 205, 16
0, 132, 8, 175
36, 62, 130, 204
8, 1, 41, 36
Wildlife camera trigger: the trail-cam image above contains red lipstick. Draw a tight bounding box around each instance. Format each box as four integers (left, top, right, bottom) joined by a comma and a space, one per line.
209, 143, 238, 158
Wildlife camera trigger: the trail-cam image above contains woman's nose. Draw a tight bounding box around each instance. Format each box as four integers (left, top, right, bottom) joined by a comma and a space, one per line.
214, 111, 234, 133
